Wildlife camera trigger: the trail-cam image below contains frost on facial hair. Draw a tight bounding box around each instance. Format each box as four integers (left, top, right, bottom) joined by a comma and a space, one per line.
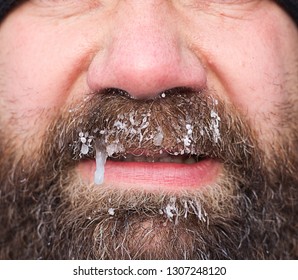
108, 208, 115, 216
163, 197, 179, 224
70, 95, 222, 185
160, 196, 208, 224
78, 132, 94, 156
153, 127, 164, 147
210, 99, 221, 143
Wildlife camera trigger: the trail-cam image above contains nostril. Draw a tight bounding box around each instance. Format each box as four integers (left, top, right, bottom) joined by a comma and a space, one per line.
100, 86, 198, 101
104, 88, 132, 98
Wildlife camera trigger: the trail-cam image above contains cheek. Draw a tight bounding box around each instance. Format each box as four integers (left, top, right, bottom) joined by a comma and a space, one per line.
0, 14, 91, 133
210, 33, 282, 115
203, 14, 298, 127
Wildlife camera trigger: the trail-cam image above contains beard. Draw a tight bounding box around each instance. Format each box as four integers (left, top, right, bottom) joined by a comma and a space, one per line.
0, 87, 297, 259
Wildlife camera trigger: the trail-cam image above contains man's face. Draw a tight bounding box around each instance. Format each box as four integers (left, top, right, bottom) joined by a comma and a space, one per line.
0, 0, 297, 259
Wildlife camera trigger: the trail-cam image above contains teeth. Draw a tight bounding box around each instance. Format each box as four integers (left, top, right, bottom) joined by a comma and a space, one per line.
109, 154, 199, 164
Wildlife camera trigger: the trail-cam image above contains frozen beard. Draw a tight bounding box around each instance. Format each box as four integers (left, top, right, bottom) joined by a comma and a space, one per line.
0, 88, 297, 259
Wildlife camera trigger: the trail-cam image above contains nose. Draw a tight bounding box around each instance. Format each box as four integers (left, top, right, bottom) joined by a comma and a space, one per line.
87, 1, 207, 99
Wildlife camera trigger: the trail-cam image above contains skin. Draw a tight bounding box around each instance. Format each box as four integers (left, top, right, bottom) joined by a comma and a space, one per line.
0, 0, 297, 259
0, 0, 297, 154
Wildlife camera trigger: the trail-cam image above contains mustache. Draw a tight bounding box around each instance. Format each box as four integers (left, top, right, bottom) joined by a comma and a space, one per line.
45, 87, 257, 171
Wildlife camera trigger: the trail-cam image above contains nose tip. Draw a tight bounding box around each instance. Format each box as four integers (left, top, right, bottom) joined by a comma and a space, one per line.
87, 7, 207, 99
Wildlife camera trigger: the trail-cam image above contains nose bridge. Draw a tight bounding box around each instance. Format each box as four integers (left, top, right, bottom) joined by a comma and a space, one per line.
112, 0, 172, 56
87, 1, 207, 99
111, 5, 177, 84
116, 13, 172, 64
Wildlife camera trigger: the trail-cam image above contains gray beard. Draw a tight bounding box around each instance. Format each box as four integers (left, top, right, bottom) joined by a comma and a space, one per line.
0, 89, 297, 259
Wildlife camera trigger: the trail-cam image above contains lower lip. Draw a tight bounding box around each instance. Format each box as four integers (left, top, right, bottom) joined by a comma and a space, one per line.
78, 159, 221, 192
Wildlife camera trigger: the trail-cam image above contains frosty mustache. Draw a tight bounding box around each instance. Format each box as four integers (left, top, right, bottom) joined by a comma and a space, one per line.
46, 87, 255, 185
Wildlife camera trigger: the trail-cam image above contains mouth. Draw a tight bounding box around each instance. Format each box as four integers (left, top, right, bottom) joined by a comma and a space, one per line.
108, 152, 206, 164
78, 150, 221, 192
67, 88, 225, 192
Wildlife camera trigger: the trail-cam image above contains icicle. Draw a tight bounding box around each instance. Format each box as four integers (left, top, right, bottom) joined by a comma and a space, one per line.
94, 140, 107, 185
80, 143, 89, 155
210, 109, 221, 144
153, 128, 164, 146
108, 208, 115, 216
